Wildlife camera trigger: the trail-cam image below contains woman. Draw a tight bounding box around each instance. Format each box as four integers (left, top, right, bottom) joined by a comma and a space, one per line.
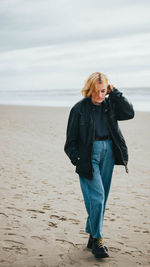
64, 72, 134, 258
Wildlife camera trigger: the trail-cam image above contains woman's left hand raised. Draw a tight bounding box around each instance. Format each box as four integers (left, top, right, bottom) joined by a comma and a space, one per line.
107, 84, 114, 94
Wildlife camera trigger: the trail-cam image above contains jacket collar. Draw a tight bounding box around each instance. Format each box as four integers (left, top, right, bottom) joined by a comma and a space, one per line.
86, 97, 108, 112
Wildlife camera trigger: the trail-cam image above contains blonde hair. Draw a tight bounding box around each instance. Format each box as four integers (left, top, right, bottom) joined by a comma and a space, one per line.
81, 72, 109, 98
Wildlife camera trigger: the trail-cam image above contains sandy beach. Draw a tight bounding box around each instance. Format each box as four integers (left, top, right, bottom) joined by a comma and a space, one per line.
0, 105, 150, 267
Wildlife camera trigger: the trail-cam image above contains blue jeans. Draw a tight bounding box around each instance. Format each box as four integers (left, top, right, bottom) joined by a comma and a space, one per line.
79, 140, 115, 238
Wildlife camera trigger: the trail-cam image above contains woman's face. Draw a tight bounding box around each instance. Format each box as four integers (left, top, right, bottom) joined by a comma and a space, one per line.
91, 83, 108, 105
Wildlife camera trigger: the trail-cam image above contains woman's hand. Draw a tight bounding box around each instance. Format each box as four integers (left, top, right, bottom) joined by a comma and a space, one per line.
107, 84, 114, 95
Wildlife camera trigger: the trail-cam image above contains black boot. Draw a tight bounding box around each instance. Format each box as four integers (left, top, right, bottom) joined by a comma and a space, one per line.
87, 235, 108, 252
92, 237, 109, 258
87, 234, 93, 249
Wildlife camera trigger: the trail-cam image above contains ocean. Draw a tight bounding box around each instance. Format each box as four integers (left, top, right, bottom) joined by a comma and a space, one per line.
0, 87, 150, 111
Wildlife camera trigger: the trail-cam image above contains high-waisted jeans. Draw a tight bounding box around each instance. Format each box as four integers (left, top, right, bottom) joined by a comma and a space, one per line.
79, 139, 115, 238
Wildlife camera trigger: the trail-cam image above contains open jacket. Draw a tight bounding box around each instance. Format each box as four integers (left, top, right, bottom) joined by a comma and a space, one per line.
64, 88, 135, 180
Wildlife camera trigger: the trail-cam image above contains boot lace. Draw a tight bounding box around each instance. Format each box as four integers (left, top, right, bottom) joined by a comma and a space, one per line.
97, 237, 103, 248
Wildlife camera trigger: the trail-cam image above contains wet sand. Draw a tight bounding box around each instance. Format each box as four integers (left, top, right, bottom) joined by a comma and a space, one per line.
0, 105, 150, 267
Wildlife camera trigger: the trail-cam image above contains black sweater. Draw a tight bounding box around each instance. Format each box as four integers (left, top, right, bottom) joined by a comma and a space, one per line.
89, 98, 109, 138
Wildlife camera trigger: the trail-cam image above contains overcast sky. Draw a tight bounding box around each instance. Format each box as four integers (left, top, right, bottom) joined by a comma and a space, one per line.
0, 0, 150, 90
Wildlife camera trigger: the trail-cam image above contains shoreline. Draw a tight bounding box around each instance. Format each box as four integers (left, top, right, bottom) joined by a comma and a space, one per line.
0, 103, 150, 113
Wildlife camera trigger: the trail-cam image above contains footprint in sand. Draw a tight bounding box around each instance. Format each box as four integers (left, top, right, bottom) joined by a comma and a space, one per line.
79, 229, 88, 235
121, 236, 129, 240
26, 209, 45, 214
11, 186, 16, 189
31, 236, 49, 243
127, 251, 137, 256
9, 213, 22, 218
7, 233, 25, 238
48, 221, 58, 228
109, 247, 121, 252
50, 214, 67, 221
13, 194, 23, 199
43, 204, 51, 211
3, 240, 28, 255
6, 207, 22, 212
30, 214, 37, 219
51, 214, 80, 224
117, 241, 124, 245
136, 262, 142, 265
0, 212, 8, 217
68, 218, 80, 224
109, 218, 116, 221
56, 238, 77, 248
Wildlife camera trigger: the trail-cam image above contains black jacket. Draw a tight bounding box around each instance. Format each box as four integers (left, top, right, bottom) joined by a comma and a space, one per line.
64, 88, 135, 180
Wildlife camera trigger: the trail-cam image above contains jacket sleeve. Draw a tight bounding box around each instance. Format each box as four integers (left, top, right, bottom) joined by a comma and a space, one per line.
64, 107, 80, 166
109, 87, 135, 121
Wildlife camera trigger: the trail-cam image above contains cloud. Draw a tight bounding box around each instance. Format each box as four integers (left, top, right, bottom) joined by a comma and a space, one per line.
0, 0, 150, 51
0, 0, 150, 89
